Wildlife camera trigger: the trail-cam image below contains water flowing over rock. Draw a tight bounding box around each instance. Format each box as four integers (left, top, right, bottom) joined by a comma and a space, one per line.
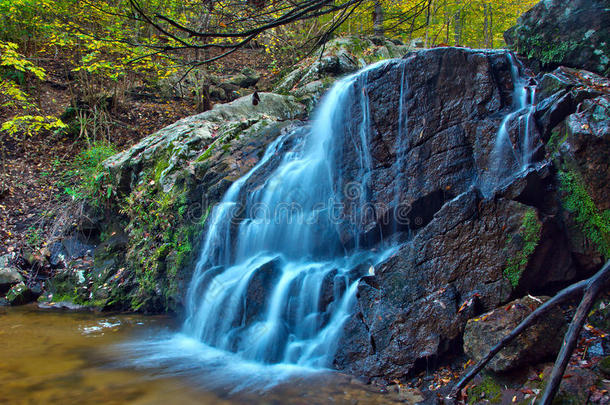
183, 61, 401, 367
44, 40, 609, 384
180, 48, 557, 374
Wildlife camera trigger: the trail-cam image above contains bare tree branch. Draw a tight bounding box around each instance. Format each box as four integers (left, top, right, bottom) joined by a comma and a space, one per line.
448, 260, 610, 403
124, 0, 432, 65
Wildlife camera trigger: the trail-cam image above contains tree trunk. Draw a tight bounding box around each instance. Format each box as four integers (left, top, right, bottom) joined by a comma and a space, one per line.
483, 4, 489, 48
483, 3, 494, 48
489, 5, 493, 48
453, 9, 462, 46
373, 1, 384, 38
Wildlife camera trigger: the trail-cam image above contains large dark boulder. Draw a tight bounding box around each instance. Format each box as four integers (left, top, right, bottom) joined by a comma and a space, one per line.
334, 192, 538, 378
505, 0, 610, 76
463, 295, 566, 373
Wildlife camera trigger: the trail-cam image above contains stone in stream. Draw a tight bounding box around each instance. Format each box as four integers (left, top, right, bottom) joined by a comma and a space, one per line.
243, 258, 283, 325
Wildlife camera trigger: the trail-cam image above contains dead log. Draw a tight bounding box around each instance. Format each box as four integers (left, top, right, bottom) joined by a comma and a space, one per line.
448, 260, 610, 403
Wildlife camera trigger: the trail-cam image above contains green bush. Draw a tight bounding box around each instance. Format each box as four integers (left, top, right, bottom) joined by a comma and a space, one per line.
65, 141, 117, 203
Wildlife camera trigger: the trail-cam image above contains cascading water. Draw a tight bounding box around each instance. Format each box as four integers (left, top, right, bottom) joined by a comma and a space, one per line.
120, 51, 537, 392
482, 53, 538, 197
181, 61, 398, 368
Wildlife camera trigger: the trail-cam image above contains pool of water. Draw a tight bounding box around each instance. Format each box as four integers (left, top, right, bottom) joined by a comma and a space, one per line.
0, 305, 402, 404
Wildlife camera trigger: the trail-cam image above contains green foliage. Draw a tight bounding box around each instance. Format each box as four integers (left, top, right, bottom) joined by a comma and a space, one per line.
558, 170, 610, 259
153, 156, 170, 183
0, 40, 66, 139
0, 0, 180, 143
0, 41, 46, 80
1, 115, 67, 137
331, 0, 537, 48
504, 209, 542, 288
25, 225, 43, 247
63, 141, 117, 203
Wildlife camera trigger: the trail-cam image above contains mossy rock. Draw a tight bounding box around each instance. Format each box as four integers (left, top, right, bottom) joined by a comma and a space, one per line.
503, 209, 542, 289
467, 375, 503, 404
504, 0, 610, 75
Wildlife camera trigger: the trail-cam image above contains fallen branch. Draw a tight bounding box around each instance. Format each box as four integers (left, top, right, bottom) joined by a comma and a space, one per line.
448, 260, 610, 403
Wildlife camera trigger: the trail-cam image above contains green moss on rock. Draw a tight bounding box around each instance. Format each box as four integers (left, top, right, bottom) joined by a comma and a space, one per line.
558, 170, 610, 259
504, 209, 542, 288
467, 375, 503, 404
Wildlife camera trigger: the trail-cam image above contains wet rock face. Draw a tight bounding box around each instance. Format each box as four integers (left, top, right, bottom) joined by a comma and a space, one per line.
463, 296, 566, 373
334, 192, 533, 378
335, 48, 521, 251
332, 50, 608, 380
505, 0, 610, 76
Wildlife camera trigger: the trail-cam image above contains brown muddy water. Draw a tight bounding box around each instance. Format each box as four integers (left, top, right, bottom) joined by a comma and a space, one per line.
0, 305, 404, 404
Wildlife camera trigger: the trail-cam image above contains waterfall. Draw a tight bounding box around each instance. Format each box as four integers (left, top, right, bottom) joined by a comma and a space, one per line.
119, 51, 540, 391
182, 60, 398, 368
482, 52, 537, 197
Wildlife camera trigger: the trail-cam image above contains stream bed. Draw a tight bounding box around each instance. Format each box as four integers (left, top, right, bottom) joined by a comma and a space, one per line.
0, 305, 403, 405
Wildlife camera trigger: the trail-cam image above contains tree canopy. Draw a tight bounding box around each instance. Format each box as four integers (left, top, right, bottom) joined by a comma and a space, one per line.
0, 0, 538, 147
